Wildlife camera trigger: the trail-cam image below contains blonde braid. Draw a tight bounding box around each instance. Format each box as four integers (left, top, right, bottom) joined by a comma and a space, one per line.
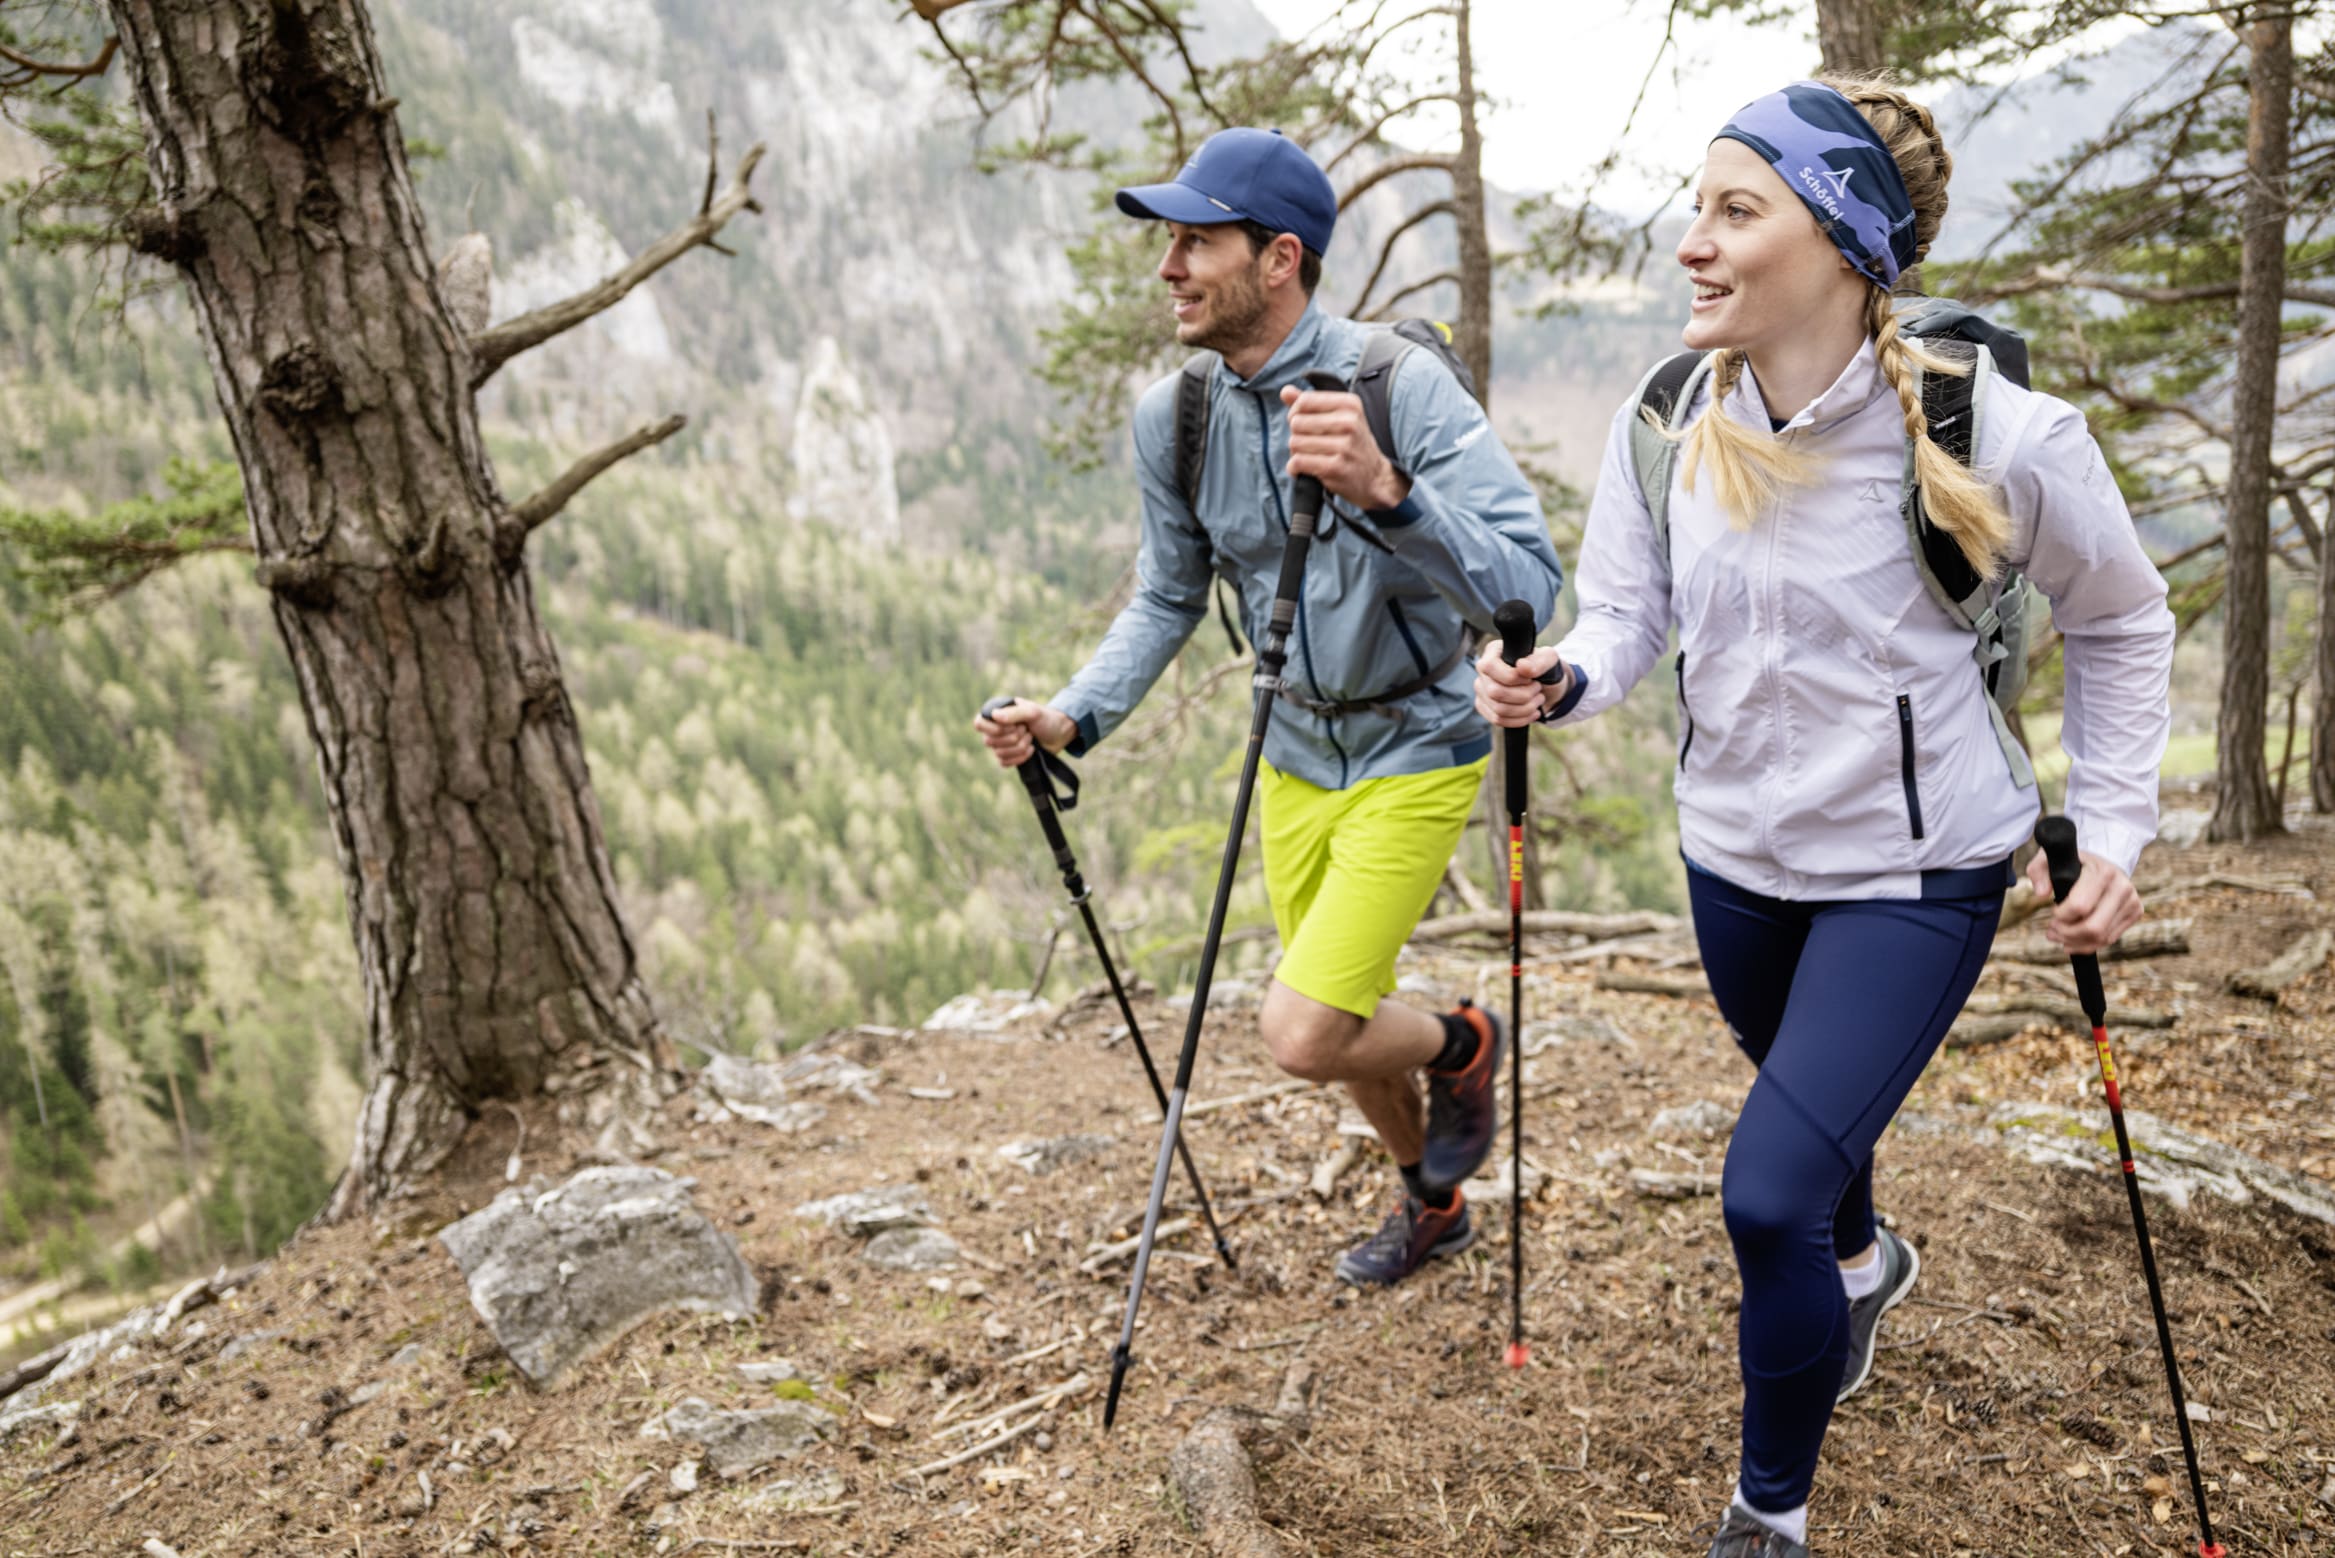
1667, 349, 1825, 528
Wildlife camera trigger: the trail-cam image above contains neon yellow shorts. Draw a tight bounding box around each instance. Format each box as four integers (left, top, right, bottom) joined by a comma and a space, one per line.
1259, 757, 1488, 1019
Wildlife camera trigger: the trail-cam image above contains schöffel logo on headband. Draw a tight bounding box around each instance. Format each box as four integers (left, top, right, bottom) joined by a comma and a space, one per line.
1795, 163, 1849, 224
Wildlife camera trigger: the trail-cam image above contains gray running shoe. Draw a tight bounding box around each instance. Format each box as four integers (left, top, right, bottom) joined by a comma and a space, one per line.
1702, 1505, 1811, 1557
1836, 1226, 1920, 1403
1333, 1194, 1474, 1287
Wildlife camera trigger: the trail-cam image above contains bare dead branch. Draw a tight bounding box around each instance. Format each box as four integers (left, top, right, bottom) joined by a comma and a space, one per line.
1366, 268, 1460, 319
0, 34, 118, 88
1970, 268, 2335, 311
1348, 198, 1454, 318
909, 0, 978, 16
467, 137, 765, 387
1337, 152, 1454, 211
499, 415, 687, 560
1323, 91, 1459, 174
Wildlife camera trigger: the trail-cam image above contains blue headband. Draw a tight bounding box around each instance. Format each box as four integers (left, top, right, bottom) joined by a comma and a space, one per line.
1714, 81, 1918, 288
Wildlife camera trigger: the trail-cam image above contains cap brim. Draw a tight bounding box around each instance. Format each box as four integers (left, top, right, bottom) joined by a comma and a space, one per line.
1115, 182, 1244, 227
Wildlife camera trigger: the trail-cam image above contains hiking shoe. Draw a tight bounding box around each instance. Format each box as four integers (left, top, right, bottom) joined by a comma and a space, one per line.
1836, 1225, 1920, 1403
1420, 1002, 1504, 1196
1700, 1506, 1811, 1557
1333, 1193, 1474, 1287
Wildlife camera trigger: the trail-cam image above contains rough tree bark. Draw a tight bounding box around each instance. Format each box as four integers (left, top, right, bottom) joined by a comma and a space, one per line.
2316, 474, 2335, 810
2210, 5, 2293, 842
96, 0, 716, 1210
1815, 0, 1890, 75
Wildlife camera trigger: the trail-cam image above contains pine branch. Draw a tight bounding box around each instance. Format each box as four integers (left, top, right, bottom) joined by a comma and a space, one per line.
0, 460, 248, 614
466, 124, 764, 387
496, 416, 687, 563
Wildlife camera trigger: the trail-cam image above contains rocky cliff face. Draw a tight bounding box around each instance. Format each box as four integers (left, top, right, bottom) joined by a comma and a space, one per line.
380, 0, 1279, 541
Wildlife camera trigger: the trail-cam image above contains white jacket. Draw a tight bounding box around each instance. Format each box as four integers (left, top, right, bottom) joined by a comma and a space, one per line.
1547, 338, 2173, 898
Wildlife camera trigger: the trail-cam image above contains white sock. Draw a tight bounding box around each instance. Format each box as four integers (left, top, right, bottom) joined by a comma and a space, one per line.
1731, 1481, 1809, 1546
1839, 1241, 1884, 1302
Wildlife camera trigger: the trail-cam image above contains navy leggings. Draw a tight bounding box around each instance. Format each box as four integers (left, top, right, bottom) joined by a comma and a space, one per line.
1687, 862, 1999, 1513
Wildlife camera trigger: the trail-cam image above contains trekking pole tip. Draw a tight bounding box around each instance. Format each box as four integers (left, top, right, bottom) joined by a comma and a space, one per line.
1215, 1235, 1239, 1271
1103, 1345, 1132, 1430
1504, 1340, 1530, 1370
2197, 1545, 2225, 1558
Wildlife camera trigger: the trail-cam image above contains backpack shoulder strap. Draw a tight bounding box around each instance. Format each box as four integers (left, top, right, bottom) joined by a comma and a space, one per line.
1173, 351, 1218, 515
1903, 339, 1996, 621
1628, 351, 1707, 552
1353, 327, 1415, 466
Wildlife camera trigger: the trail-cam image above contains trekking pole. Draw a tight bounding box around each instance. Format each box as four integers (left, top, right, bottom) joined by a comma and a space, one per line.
2034, 815, 2223, 1558
1493, 599, 1535, 1371
1103, 367, 1347, 1431
979, 697, 1236, 1272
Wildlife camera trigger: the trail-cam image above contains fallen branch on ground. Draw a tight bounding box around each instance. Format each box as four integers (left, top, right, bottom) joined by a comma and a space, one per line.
1170, 1359, 1317, 1557
1411, 908, 1682, 942
2229, 927, 2333, 999
1081, 1218, 1193, 1273
1310, 1139, 1359, 1202
1961, 992, 2175, 1028
1595, 971, 1712, 999
1990, 919, 2190, 965
895, 1411, 1051, 1484
1627, 1167, 1719, 1199
1184, 1080, 1318, 1117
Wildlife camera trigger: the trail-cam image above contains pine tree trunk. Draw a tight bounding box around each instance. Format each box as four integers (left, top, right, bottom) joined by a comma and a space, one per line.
1815, 0, 1890, 75
100, 0, 672, 1213
2209, 8, 2293, 843
2315, 481, 2335, 809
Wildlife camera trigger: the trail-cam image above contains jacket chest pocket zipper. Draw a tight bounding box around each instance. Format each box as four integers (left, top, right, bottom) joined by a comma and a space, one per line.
1676, 653, 1695, 768
1896, 693, 1926, 840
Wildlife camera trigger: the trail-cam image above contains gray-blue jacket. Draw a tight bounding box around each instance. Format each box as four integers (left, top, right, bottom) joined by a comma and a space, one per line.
1051, 302, 1563, 790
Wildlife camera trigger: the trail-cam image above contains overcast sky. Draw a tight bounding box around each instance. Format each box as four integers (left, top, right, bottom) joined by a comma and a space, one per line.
1246, 0, 1821, 209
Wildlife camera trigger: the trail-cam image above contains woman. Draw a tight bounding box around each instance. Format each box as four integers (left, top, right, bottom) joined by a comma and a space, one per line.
1475, 78, 2172, 1556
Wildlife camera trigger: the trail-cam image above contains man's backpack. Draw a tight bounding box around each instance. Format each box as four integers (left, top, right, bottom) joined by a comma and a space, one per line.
1624, 296, 2038, 790
1174, 320, 1477, 656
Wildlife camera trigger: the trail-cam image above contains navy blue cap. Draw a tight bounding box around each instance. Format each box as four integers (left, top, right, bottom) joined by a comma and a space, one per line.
1115, 128, 1337, 257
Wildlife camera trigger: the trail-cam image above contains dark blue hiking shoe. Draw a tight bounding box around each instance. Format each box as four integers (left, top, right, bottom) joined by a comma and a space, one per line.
1333, 1193, 1474, 1287
1701, 1506, 1811, 1557
1836, 1225, 1920, 1402
1420, 1002, 1504, 1196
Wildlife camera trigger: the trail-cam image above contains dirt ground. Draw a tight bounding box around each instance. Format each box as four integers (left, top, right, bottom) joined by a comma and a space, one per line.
5, 800, 2335, 1557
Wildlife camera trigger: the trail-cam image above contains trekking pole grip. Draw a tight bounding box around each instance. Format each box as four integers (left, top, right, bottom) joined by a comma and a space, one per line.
2034, 815, 2106, 1024
1494, 600, 1535, 819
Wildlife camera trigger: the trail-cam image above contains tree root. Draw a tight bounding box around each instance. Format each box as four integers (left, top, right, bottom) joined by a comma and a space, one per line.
1168, 1359, 1317, 1557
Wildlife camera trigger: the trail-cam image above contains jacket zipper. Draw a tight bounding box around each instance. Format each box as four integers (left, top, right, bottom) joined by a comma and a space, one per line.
1896, 693, 1926, 840
1675, 652, 1695, 767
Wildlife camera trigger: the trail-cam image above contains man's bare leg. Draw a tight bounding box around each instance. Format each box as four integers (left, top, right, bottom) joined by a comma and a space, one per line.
1259, 979, 1442, 1162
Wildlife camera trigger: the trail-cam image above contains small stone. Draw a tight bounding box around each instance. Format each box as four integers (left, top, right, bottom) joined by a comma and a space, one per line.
670, 1460, 699, 1494
639, 1397, 834, 1479
794, 1186, 933, 1237
863, 1227, 961, 1272
736, 1360, 805, 1385
998, 1135, 1116, 1176
739, 1466, 847, 1512
219, 1330, 285, 1363
1650, 1100, 1733, 1138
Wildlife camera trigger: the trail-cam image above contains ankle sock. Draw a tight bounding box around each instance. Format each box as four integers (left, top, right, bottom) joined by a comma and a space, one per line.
1840, 1241, 1885, 1301
1397, 1161, 1456, 1211
1730, 1483, 1808, 1546
1431, 1009, 1481, 1073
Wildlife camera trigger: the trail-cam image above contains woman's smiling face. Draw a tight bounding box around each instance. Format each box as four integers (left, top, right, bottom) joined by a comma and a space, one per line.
1675, 139, 1857, 358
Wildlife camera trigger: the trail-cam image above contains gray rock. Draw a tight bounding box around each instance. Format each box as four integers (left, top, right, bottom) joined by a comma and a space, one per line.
794, 1185, 932, 1236
863, 1226, 961, 1271
1987, 1101, 2335, 1222
640, 1395, 835, 1478
997, 1133, 1116, 1176
699, 1052, 828, 1132
437, 1166, 758, 1388
219, 1329, 285, 1363
924, 991, 1053, 1034
737, 1359, 806, 1385
779, 1052, 884, 1105
0, 1398, 79, 1443
740, 1466, 848, 1511
1650, 1100, 1734, 1138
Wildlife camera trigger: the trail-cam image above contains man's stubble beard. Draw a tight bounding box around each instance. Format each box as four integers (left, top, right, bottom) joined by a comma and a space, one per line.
1177, 257, 1272, 357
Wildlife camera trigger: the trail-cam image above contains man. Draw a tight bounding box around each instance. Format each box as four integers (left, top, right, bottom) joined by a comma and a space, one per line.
977, 127, 1561, 1288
